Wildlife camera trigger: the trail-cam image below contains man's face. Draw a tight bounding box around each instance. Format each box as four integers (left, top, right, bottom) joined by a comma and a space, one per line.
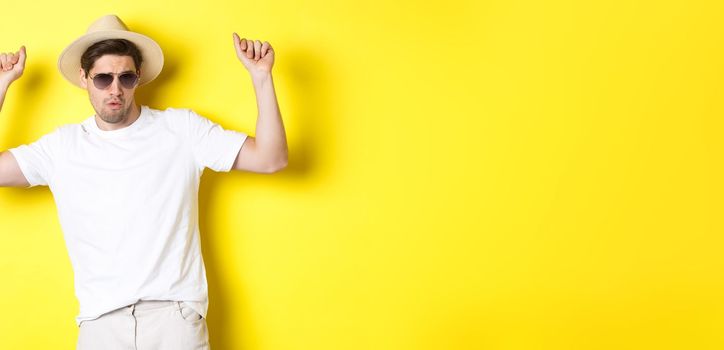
79, 54, 139, 124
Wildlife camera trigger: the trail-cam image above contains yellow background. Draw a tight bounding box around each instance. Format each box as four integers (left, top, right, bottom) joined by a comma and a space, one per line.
1, 0, 723, 349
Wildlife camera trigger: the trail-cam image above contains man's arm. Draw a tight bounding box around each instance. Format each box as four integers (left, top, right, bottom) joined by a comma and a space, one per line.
0, 151, 29, 187
0, 46, 30, 188
231, 34, 288, 174
0, 46, 25, 112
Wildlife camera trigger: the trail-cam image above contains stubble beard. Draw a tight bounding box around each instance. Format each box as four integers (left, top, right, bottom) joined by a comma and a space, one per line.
95, 97, 131, 124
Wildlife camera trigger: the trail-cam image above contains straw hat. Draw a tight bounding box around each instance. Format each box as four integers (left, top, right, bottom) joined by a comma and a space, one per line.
58, 14, 164, 88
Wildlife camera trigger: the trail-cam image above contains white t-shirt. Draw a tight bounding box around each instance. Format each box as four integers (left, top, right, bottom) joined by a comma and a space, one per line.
8, 105, 247, 326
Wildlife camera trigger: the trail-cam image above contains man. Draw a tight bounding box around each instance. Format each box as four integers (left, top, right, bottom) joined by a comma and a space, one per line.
0, 14, 287, 349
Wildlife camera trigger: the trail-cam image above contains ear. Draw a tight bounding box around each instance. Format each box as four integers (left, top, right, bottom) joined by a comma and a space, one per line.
79, 68, 87, 89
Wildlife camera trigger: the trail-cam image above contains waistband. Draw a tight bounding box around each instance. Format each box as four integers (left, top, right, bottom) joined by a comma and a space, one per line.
125, 300, 179, 311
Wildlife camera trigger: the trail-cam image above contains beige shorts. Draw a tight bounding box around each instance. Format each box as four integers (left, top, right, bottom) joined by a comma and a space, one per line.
76, 300, 210, 350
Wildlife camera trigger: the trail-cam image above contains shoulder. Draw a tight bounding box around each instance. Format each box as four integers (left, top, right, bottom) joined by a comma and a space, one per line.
142, 106, 188, 120
141, 106, 217, 138
140, 106, 193, 132
143, 105, 207, 124
57, 123, 79, 135
40, 122, 78, 144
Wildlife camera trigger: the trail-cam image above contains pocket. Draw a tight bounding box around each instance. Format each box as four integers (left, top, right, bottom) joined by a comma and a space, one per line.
178, 301, 203, 322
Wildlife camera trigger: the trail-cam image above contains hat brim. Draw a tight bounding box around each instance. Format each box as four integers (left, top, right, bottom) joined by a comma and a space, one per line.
58, 30, 164, 88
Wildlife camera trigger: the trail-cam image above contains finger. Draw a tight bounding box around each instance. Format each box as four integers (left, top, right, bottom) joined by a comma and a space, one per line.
252, 40, 261, 60
260, 41, 271, 57
253, 40, 262, 60
241, 39, 249, 58
17, 46, 26, 68
235, 34, 248, 51
245, 39, 254, 59
234, 33, 246, 57
0, 54, 9, 71
232, 33, 244, 59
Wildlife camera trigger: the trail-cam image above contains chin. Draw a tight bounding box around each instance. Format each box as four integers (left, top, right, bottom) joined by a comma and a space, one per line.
97, 114, 118, 124
98, 108, 128, 124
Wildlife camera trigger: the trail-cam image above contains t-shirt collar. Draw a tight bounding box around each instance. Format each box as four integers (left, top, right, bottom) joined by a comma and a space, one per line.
84, 105, 148, 138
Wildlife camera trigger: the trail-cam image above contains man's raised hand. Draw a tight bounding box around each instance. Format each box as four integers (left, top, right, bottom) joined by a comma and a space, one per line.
232, 33, 274, 78
0, 46, 27, 88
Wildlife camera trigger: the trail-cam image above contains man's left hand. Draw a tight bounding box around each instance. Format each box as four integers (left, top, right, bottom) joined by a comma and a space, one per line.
233, 33, 274, 77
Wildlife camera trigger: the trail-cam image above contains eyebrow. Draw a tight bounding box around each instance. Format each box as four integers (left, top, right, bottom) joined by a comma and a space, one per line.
92, 70, 138, 75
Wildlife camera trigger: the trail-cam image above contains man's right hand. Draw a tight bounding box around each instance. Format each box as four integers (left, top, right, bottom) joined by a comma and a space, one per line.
0, 46, 27, 88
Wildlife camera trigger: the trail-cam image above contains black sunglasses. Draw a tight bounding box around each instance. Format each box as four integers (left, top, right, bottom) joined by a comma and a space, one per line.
89, 71, 140, 90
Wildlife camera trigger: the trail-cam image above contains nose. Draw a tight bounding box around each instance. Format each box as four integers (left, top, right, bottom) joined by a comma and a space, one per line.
108, 76, 123, 96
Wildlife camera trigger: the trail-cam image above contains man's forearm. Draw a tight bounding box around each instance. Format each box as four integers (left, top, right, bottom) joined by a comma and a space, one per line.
0, 46, 26, 112
0, 83, 9, 113
251, 72, 287, 167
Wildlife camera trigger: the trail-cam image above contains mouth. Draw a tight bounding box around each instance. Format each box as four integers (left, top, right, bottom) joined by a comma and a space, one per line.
107, 101, 123, 110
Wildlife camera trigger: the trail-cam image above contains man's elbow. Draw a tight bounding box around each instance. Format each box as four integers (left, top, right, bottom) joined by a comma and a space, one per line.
264, 156, 288, 174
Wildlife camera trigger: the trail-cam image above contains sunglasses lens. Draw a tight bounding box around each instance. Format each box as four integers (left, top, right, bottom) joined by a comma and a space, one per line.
92, 73, 114, 89
91, 73, 139, 89
119, 73, 139, 89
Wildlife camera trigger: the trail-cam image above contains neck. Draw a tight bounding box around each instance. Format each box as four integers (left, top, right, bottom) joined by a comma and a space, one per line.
94, 103, 142, 131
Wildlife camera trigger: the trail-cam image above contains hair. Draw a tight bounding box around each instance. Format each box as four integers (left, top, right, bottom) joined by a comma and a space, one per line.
80, 39, 143, 78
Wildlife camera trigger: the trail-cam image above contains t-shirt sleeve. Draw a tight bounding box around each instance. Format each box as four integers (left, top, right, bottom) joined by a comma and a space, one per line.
7, 129, 62, 187
187, 110, 248, 172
